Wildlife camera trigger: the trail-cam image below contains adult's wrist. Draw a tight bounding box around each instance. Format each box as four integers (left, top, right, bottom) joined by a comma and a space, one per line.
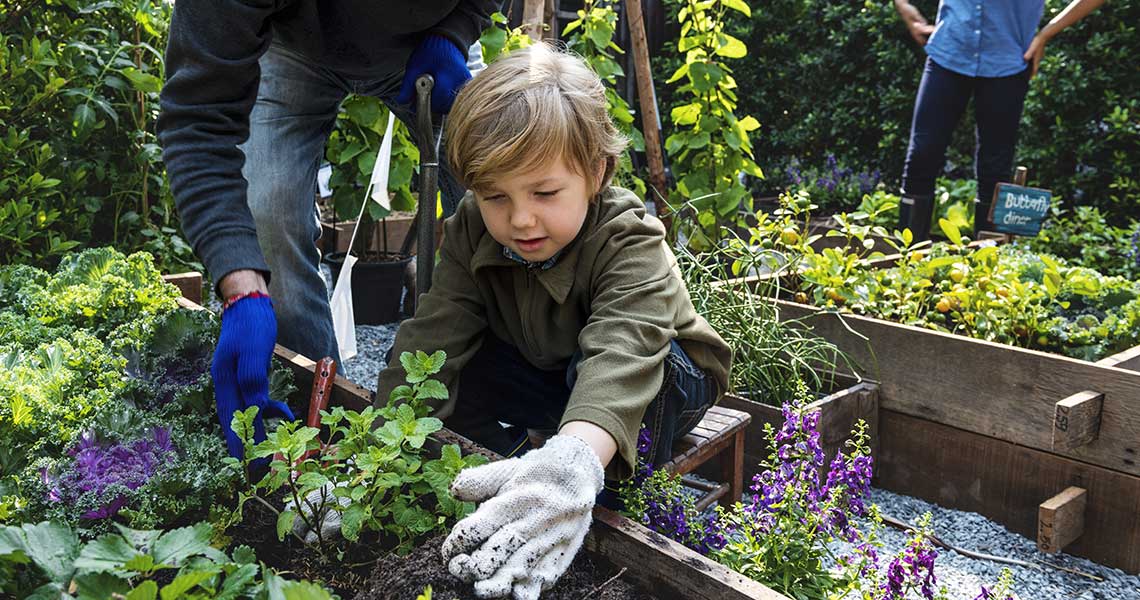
219, 269, 269, 299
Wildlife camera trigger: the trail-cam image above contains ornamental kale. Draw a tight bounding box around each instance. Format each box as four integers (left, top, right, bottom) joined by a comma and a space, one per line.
43, 427, 177, 520
618, 428, 729, 555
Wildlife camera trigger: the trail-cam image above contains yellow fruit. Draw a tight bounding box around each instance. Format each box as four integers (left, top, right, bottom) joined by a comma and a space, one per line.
949, 269, 965, 283
825, 289, 845, 305
794, 292, 809, 304
780, 227, 801, 245
936, 298, 951, 313
995, 288, 1010, 298
1037, 335, 1050, 346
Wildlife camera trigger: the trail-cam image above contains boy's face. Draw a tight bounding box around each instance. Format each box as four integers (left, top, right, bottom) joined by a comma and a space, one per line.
475, 156, 602, 263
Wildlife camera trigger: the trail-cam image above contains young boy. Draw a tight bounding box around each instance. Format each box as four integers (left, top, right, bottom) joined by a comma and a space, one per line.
375, 43, 731, 599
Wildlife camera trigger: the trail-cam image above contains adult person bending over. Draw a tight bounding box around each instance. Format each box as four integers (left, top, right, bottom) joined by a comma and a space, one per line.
894, 0, 1103, 241
157, 0, 496, 458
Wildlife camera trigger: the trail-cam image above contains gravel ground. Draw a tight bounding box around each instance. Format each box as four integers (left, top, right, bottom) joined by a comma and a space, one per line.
833, 488, 1140, 600
312, 265, 1140, 600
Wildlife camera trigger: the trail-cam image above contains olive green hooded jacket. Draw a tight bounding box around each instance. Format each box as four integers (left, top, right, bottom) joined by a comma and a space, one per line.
375, 186, 732, 478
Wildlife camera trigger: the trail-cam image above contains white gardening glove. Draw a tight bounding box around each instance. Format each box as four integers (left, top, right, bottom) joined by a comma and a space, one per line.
282, 481, 351, 544
441, 434, 604, 600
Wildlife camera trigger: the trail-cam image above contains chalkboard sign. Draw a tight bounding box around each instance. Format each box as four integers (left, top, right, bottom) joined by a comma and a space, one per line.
988, 183, 1052, 237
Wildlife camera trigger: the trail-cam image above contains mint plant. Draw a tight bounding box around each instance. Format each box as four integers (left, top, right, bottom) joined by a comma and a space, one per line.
229, 350, 487, 558
0, 520, 334, 599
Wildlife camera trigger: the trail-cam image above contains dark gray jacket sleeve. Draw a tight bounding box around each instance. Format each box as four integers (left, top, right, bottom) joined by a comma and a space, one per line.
157, 0, 281, 293
429, 0, 500, 51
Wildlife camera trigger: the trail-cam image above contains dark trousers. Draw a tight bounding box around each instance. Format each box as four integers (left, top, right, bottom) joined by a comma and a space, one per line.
447, 334, 717, 476
901, 58, 1031, 237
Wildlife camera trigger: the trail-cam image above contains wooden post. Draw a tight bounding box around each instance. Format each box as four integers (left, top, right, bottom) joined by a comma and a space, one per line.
624, 0, 669, 222
1014, 166, 1028, 186
1052, 390, 1104, 451
522, 0, 545, 42
1038, 486, 1088, 553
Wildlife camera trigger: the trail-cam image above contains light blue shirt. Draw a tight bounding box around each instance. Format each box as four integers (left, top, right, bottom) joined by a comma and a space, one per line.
925, 0, 1045, 78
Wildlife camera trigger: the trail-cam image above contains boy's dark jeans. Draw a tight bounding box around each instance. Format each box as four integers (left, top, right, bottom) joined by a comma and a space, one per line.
434, 334, 716, 510
901, 58, 1031, 237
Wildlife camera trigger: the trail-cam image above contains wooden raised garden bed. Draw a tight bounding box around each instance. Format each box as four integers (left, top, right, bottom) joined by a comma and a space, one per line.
715, 374, 879, 486
770, 297, 1140, 573
166, 277, 789, 599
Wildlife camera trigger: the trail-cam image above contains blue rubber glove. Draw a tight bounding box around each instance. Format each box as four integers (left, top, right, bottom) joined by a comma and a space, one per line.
396, 34, 472, 114
211, 294, 295, 458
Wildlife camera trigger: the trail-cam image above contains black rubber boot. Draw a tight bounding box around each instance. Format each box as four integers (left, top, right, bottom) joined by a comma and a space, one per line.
898, 193, 935, 242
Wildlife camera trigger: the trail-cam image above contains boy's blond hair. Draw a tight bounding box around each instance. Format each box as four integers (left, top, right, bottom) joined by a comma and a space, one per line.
446, 43, 628, 198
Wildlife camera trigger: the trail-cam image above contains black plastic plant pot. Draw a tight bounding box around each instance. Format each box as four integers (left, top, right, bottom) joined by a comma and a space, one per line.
322, 251, 413, 325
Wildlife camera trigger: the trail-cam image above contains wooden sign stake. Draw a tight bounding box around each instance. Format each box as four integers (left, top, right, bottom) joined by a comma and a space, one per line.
1052, 390, 1104, 451
1038, 486, 1088, 553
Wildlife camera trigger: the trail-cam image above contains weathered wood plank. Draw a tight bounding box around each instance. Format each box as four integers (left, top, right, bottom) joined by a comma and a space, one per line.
775, 300, 1140, 476
1053, 391, 1104, 451
1038, 486, 1088, 554
162, 272, 203, 306
586, 507, 789, 600
717, 383, 879, 485
1099, 344, 1140, 373
876, 410, 1140, 574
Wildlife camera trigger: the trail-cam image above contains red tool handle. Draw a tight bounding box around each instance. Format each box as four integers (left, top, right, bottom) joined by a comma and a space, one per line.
271, 357, 337, 470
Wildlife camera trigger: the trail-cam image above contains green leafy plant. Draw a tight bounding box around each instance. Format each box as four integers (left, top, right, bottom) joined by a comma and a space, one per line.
0, 520, 333, 599
664, 0, 763, 250
230, 350, 487, 558
562, 0, 647, 199
1018, 205, 1140, 281
479, 12, 534, 64
0, 1, 200, 273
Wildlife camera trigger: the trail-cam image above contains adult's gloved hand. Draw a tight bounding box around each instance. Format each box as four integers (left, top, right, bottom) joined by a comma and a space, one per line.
396, 34, 471, 114
211, 293, 294, 458
441, 435, 604, 600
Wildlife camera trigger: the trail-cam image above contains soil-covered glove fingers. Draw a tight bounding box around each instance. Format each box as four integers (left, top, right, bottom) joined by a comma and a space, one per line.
448, 458, 519, 503
442, 491, 523, 564
511, 533, 586, 599
448, 520, 532, 581
471, 536, 552, 599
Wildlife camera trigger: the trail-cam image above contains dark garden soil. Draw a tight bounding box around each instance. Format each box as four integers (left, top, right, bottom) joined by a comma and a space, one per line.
354, 536, 660, 600
230, 490, 381, 595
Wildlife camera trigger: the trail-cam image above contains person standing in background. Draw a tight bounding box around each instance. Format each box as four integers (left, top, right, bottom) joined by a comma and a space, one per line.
893, 0, 1104, 240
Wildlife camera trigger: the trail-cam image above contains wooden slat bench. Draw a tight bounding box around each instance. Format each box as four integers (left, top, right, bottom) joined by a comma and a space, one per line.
662, 404, 752, 511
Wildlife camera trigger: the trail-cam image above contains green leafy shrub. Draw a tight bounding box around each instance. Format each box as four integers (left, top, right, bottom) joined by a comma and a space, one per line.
659, 0, 1140, 219
1017, 206, 1140, 281
0, 520, 333, 598
1, 0, 200, 273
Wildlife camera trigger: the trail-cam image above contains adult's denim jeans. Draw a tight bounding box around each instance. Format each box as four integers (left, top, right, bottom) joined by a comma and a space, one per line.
901, 58, 1031, 235
239, 42, 471, 365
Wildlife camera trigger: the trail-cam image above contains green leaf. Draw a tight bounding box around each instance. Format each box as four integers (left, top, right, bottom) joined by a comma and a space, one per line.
121, 554, 159, 574
277, 511, 296, 542
151, 523, 212, 566
231, 545, 257, 565
416, 379, 448, 401
120, 67, 162, 93
341, 504, 366, 542
281, 580, 336, 600
714, 34, 747, 58
938, 218, 963, 247
75, 531, 138, 574
216, 563, 259, 600
74, 572, 132, 599
720, 0, 751, 16
400, 352, 427, 383
671, 103, 702, 126
160, 567, 220, 599
72, 103, 97, 140
126, 581, 158, 600
296, 472, 330, 491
